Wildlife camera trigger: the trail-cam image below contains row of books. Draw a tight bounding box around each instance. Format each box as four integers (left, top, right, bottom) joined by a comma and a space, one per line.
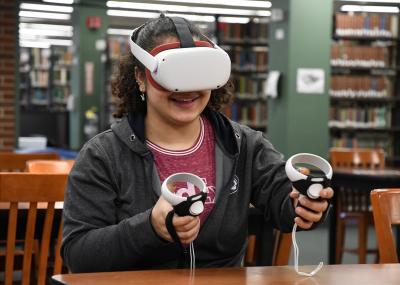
233, 76, 266, 97
335, 14, 399, 38
53, 67, 70, 86
329, 106, 390, 128
24, 48, 51, 69
331, 134, 392, 157
330, 75, 392, 98
223, 101, 268, 127
53, 47, 73, 66
218, 21, 268, 43
30, 70, 49, 88
227, 48, 268, 72
331, 44, 391, 68
108, 37, 130, 60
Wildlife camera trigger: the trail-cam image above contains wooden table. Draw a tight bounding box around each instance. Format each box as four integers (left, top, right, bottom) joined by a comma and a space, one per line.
51, 264, 400, 285
329, 168, 400, 264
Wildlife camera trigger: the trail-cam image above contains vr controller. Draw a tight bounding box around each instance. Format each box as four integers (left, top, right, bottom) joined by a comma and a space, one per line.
285, 153, 333, 199
161, 172, 207, 216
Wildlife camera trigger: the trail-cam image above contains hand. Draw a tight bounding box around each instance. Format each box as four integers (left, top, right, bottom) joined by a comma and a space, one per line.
289, 187, 334, 229
151, 196, 201, 243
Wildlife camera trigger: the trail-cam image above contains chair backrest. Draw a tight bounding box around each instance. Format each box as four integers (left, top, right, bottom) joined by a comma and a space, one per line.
0, 152, 60, 172
329, 147, 385, 169
245, 208, 292, 266
26, 160, 74, 174
0, 173, 68, 285
370, 188, 400, 263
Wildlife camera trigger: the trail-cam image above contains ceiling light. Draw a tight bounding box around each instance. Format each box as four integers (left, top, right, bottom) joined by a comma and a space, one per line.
42, 0, 74, 4
165, 13, 215, 22
340, 0, 400, 3
107, 28, 132, 35
20, 38, 72, 48
19, 23, 73, 32
19, 11, 71, 20
155, 0, 271, 9
20, 3, 73, 13
341, 5, 400, 13
107, 10, 161, 18
107, 1, 269, 17
19, 28, 73, 37
218, 16, 250, 24
20, 40, 51, 48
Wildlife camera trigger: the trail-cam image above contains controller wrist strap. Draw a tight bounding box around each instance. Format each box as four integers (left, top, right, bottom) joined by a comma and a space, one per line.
165, 210, 187, 268
292, 223, 323, 276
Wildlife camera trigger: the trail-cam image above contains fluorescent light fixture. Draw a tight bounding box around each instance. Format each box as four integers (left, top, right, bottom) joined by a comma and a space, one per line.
340, 0, 400, 3
155, 0, 271, 9
20, 37, 72, 46
107, 28, 132, 35
20, 3, 73, 13
20, 40, 51, 48
341, 5, 400, 13
218, 16, 250, 24
107, 10, 160, 18
19, 23, 73, 32
20, 38, 72, 47
19, 28, 73, 37
165, 13, 215, 22
107, 1, 270, 17
43, 0, 74, 4
19, 11, 71, 20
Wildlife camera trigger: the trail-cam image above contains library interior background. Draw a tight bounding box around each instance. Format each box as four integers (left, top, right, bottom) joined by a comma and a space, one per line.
1, 0, 399, 165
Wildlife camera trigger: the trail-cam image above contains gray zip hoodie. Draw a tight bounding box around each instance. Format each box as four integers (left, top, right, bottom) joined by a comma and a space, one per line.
61, 108, 297, 273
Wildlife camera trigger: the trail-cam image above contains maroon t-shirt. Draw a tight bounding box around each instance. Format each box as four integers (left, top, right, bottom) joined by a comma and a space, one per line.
146, 116, 216, 225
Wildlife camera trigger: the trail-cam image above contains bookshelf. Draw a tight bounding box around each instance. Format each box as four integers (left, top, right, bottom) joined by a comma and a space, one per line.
330, 6, 400, 166
217, 20, 269, 132
19, 46, 72, 110
18, 46, 72, 147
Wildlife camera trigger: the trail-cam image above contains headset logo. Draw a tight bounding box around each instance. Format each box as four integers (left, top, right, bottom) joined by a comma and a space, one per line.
230, 175, 239, 195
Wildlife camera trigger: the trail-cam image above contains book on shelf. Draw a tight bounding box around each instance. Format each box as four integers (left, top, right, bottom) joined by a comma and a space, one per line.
335, 14, 399, 38
331, 44, 391, 68
329, 105, 391, 129
330, 75, 393, 98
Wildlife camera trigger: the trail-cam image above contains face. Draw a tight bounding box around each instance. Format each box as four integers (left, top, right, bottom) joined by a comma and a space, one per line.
136, 37, 212, 128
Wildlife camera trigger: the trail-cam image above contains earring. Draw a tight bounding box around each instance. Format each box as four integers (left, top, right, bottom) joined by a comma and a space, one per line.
140, 92, 145, 102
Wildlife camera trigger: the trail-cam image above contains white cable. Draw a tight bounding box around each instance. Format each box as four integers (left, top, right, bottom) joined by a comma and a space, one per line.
189, 242, 196, 271
292, 223, 323, 277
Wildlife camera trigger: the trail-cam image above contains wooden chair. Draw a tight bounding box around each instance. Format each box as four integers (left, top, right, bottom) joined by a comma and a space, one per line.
25, 160, 74, 279
329, 147, 385, 264
245, 208, 292, 266
370, 189, 400, 263
0, 173, 67, 285
0, 152, 60, 172
26, 160, 74, 174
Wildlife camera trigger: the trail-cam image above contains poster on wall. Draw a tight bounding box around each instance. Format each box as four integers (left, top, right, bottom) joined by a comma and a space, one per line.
296, 68, 325, 94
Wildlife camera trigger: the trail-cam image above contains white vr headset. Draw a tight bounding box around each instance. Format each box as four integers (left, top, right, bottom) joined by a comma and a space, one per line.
129, 17, 231, 92
285, 153, 333, 199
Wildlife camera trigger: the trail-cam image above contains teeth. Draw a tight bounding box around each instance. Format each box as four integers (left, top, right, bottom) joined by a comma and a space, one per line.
172, 97, 197, 102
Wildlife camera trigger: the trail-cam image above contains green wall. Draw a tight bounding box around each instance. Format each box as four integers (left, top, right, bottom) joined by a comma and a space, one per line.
69, 1, 108, 149
268, 0, 333, 159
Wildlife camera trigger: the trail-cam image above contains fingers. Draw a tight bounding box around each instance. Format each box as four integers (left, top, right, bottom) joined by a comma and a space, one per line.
298, 195, 328, 213
294, 217, 313, 229
175, 217, 200, 244
319, 187, 334, 199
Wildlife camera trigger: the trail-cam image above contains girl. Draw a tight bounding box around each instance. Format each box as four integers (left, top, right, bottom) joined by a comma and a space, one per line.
61, 15, 333, 273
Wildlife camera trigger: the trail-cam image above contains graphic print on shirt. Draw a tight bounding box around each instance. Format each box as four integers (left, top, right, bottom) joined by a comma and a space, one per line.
147, 116, 216, 225
175, 178, 215, 204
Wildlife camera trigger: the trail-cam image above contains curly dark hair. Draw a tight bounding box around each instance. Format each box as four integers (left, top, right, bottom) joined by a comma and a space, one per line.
111, 15, 234, 118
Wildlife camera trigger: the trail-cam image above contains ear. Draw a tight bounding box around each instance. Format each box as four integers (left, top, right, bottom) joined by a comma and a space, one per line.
134, 67, 146, 86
